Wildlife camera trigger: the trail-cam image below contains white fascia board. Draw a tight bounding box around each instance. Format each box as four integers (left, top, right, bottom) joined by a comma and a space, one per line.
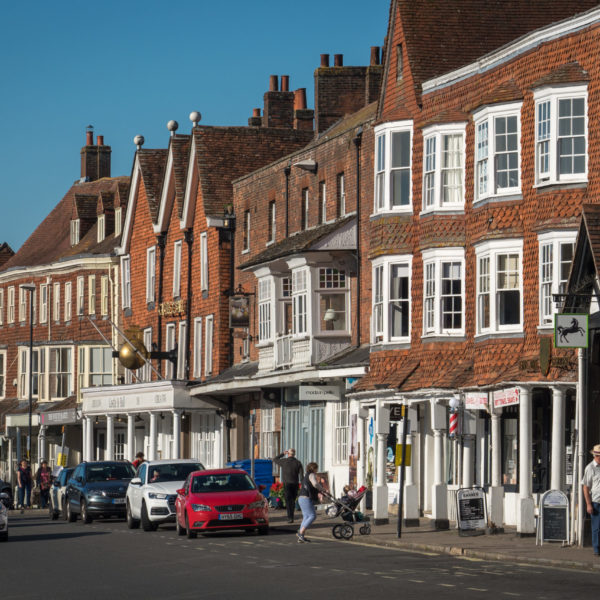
118, 154, 141, 255
179, 139, 197, 231
423, 8, 600, 94
0, 256, 115, 283
154, 147, 174, 234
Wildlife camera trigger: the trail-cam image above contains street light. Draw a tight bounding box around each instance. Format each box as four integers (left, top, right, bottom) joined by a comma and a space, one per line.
20, 283, 36, 463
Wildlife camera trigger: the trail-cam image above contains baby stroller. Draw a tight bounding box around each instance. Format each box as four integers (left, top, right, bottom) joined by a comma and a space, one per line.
323, 485, 371, 540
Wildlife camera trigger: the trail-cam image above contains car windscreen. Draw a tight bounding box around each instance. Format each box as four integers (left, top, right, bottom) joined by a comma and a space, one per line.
147, 463, 204, 483
60, 469, 74, 485
191, 473, 256, 493
86, 464, 135, 482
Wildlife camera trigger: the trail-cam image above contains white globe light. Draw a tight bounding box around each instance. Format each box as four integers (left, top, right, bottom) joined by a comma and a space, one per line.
448, 397, 460, 410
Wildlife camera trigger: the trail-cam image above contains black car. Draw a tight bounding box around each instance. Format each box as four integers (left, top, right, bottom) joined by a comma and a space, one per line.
0, 478, 12, 509
65, 461, 136, 523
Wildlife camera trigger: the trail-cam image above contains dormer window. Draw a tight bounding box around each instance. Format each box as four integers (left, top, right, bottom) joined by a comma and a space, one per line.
70, 219, 80, 246
114, 207, 122, 236
97, 215, 105, 243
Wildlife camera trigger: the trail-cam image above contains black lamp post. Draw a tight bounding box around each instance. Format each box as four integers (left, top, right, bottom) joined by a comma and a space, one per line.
20, 283, 36, 463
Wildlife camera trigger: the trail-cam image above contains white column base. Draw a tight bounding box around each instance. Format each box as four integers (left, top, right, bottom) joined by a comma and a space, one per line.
403, 483, 420, 526
431, 483, 449, 529
373, 483, 389, 524
516, 496, 536, 535
489, 486, 504, 530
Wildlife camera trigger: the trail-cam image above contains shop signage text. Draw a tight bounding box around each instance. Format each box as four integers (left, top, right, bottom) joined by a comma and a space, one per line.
40, 409, 78, 425
84, 390, 173, 413
493, 387, 520, 408
158, 299, 186, 317
299, 385, 341, 402
464, 393, 488, 411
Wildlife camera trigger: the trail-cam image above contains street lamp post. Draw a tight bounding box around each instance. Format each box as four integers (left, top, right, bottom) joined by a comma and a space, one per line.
20, 284, 36, 463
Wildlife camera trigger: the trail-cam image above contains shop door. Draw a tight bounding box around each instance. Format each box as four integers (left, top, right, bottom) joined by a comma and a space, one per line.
532, 391, 551, 493
284, 402, 324, 469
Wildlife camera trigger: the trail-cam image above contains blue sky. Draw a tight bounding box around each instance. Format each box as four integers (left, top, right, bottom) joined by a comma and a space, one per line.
0, 0, 389, 252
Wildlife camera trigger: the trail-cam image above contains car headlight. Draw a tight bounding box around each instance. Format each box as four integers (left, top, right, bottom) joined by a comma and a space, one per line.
191, 503, 211, 512
248, 499, 266, 509
87, 489, 107, 497
148, 493, 168, 500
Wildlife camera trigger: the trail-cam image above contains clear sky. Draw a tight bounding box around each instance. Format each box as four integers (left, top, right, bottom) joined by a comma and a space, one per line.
0, 0, 389, 252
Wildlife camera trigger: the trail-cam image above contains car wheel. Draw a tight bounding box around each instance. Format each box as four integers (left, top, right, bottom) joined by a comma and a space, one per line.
0, 531, 7, 542
49, 502, 58, 520
126, 501, 140, 529
141, 502, 158, 532
67, 498, 77, 523
185, 515, 197, 539
81, 499, 92, 524
176, 514, 186, 536
258, 526, 269, 535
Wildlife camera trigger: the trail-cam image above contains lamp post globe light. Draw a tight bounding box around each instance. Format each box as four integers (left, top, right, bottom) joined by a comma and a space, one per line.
19, 283, 36, 463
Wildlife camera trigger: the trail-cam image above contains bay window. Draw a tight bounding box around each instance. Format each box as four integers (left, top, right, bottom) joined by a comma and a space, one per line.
258, 278, 273, 343
292, 269, 308, 336
317, 267, 348, 333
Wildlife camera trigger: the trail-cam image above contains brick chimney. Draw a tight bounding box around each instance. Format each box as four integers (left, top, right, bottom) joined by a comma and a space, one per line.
80, 128, 111, 181
248, 108, 262, 127
293, 89, 314, 131
262, 75, 295, 129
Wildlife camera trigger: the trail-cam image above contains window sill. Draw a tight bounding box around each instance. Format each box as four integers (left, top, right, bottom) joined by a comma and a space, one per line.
420, 207, 465, 217
266, 240, 274, 247
534, 180, 587, 192
474, 331, 525, 342
421, 334, 466, 343
472, 193, 522, 207
256, 341, 274, 349
241, 249, 250, 255
537, 325, 554, 333
370, 208, 412, 220
314, 332, 351, 338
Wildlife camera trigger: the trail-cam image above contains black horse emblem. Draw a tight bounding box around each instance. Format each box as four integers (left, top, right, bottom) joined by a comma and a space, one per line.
557, 318, 585, 344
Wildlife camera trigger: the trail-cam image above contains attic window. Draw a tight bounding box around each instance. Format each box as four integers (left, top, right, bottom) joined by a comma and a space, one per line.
396, 44, 403, 81
97, 215, 105, 243
70, 219, 80, 246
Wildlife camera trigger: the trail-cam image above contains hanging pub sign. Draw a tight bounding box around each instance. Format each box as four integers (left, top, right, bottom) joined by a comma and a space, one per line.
554, 313, 589, 349
464, 392, 488, 411
229, 295, 250, 328
493, 387, 520, 409
456, 487, 487, 537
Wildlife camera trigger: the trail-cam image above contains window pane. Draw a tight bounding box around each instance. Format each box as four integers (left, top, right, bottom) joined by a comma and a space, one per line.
320, 293, 346, 331
498, 289, 520, 325
391, 169, 410, 206
390, 264, 409, 337
391, 131, 409, 168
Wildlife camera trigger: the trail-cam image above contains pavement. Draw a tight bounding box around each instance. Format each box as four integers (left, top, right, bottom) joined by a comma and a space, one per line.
268, 509, 600, 573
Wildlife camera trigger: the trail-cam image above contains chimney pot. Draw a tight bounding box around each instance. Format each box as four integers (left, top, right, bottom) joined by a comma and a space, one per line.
269, 75, 278, 92
320, 54, 330, 67
281, 75, 289, 92
97, 135, 104, 146
294, 88, 307, 111
86, 130, 93, 146
334, 54, 343, 67
370, 46, 380, 66
253, 108, 261, 117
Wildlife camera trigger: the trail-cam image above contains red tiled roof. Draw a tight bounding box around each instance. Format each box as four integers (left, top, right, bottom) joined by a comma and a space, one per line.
137, 150, 168, 224
466, 79, 524, 113
170, 135, 191, 219
531, 61, 590, 89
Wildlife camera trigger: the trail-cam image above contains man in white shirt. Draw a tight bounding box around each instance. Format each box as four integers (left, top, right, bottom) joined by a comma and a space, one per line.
581, 444, 600, 556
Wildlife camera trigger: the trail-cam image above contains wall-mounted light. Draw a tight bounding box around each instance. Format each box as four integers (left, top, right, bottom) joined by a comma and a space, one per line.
323, 308, 338, 322
293, 159, 318, 173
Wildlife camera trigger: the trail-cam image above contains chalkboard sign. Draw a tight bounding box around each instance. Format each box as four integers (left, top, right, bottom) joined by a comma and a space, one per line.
456, 487, 487, 537
539, 490, 569, 545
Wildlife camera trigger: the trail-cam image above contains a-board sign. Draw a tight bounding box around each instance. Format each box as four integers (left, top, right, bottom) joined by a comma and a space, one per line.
456, 487, 487, 537
539, 490, 569, 544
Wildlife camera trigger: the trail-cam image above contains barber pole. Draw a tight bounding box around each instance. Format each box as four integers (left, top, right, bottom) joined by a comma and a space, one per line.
449, 411, 458, 438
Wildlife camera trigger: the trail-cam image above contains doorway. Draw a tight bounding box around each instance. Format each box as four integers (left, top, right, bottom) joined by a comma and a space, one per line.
532, 389, 551, 493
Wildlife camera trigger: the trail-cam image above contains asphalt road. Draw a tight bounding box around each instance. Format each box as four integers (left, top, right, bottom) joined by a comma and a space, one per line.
1, 512, 597, 599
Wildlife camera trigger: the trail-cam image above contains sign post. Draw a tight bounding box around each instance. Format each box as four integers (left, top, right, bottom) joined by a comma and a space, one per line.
537, 489, 569, 546
397, 405, 408, 539
456, 487, 487, 536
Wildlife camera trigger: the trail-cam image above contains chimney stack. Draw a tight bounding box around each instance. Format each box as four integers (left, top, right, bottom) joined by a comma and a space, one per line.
97, 135, 104, 146
294, 88, 314, 131
281, 75, 290, 92
269, 75, 279, 91
366, 46, 384, 104
370, 46, 380, 66
86, 130, 94, 146
320, 54, 330, 67
262, 74, 294, 129
334, 54, 343, 67
81, 129, 111, 181
248, 108, 262, 127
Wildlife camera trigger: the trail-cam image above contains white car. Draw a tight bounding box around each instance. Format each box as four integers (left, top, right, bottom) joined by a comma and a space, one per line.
0, 492, 10, 541
126, 459, 204, 531
49, 467, 74, 520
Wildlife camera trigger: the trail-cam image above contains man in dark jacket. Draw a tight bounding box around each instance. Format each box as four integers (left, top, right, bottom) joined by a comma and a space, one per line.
273, 449, 304, 523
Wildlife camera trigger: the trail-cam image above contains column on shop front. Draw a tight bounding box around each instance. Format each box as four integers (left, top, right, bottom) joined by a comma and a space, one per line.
490, 410, 504, 528
462, 409, 477, 488
517, 387, 535, 534
403, 406, 419, 526
82, 418, 88, 462
551, 387, 566, 490
431, 399, 449, 529
172, 410, 181, 459
86, 417, 94, 462
356, 406, 367, 490
38, 425, 47, 461
149, 412, 157, 461
106, 415, 114, 461
373, 400, 389, 524
127, 415, 135, 461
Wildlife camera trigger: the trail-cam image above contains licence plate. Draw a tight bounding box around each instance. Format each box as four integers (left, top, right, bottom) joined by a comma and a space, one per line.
219, 513, 243, 520
113, 498, 126, 504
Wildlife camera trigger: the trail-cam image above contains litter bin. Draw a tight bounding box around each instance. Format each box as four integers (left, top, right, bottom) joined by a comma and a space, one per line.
227, 459, 273, 498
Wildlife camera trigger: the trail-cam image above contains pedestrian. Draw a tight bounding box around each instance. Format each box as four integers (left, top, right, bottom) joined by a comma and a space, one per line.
273, 448, 303, 523
132, 452, 145, 470
297, 462, 322, 543
35, 460, 52, 509
582, 443, 600, 556
16, 459, 32, 512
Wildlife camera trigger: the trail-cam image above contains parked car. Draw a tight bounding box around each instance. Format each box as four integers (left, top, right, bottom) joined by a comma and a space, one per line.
0, 479, 12, 509
127, 459, 205, 531
65, 461, 136, 523
0, 492, 9, 541
175, 468, 269, 539
49, 467, 74, 520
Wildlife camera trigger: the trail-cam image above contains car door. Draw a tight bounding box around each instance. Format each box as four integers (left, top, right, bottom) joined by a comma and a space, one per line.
176, 475, 190, 525
130, 463, 146, 518
67, 466, 83, 511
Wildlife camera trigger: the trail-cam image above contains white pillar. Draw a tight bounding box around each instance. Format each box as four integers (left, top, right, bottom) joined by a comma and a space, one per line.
551, 387, 565, 491
373, 400, 389, 524
106, 415, 114, 461
149, 412, 157, 461
403, 421, 419, 526
489, 411, 504, 529
172, 411, 181, 459
127, 415, 135, 461
430, 400, 448, 529
462, 435, 474, 488
86, 417, 94, 462
82, 418, 88, 462
357, 407, 367, 490
517, 387, 535, 534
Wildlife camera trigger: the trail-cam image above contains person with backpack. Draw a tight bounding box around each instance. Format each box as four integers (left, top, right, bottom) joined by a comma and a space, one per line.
35, 460, 52, 509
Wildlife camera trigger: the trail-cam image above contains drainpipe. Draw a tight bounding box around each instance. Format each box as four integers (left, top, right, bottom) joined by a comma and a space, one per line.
157, 233, 166, 376
184, 229, 194, 380
228, 223, 236, 367
284, 163, 291, 238
353, 127, 363, 346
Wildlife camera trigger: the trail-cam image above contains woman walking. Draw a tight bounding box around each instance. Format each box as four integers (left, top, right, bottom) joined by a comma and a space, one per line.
35, 460, 52, 509
297, 462, 322, 543
17, 460, 32, 512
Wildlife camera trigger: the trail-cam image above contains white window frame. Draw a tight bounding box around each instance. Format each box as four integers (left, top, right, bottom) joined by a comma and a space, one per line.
534, 85, 588, 187
242, 211, 250, 252
7, 287, 14, 324
373, 121, 413, 214
100, 275, 109, 316
146, 246, 156, 303
165, 323, 176, 380
474, 102, 522, 202
292, 268, 309, 337
205, 315, 214, 375
260, 400, 277, 459
64, 281, 72, 322
475, 239, 523, 336
121, 256, 131, 309
258, 277, 274, 345
39, 283, 48, 324
173, 240, 182, 298
49, 346, 73, 400
19, 287, 27, 322
53, 283, 60, 322
371, 255, 412, 344
421, 123, 466, 212
334, 400, 349, 465
422, 248, 465, 337
76, 277, 84, 316
193, 317, 202, 378
70, 219, 80, 246
115, 207, 122, 236
0, 289, 4, 326
97, 214, 105, 243
301, 189, 309, 230
87, 346, 113, 388
0, 350, 6, 399
88, 275, 96, 315
177, 321, 187, 380
538, 231, 577, 327
200, 233, 208, 292
337, 173, 345, 217
316, 267, 349, 335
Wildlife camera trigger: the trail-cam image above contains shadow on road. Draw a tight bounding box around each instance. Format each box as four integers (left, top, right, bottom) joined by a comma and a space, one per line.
7, 530, 110, 542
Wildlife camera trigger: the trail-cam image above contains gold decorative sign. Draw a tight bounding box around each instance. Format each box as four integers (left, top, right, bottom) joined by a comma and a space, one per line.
158, 299, 186, 316
539, 337, 551, 376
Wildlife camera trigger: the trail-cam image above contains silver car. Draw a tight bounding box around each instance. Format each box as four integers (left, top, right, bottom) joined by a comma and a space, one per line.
50, 467, 74, 520
0, 492, 9, 541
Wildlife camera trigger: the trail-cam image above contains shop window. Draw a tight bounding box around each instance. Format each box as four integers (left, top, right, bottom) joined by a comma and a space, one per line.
334, 400, 349, 464
502, 407, 518, 491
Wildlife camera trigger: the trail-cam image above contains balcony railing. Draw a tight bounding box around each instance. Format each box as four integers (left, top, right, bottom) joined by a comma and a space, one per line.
275, 334, 293, 368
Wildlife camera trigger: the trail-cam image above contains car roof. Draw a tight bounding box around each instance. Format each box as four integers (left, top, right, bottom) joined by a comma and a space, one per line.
143, 459, 204, 466
191, 468, 248, 476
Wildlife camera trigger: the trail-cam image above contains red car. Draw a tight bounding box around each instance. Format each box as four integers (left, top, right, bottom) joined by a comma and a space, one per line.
175, 469, 269, 539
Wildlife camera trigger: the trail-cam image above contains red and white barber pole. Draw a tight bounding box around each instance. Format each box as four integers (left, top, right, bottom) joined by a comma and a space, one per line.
448, 397, 460, 438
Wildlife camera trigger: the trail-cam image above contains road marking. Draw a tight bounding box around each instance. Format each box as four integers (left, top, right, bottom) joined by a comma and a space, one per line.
456, 556, 484, 562
310, 566, 322, 570
438, 584, 455, 588
381, 576, 395, 580
229, 553, 239, 556
502, 593, 520, 597
408, 580, 424, 584
467, 588, 488, 592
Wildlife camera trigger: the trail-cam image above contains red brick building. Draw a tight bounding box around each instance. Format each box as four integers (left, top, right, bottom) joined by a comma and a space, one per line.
0, 130, 129, 485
